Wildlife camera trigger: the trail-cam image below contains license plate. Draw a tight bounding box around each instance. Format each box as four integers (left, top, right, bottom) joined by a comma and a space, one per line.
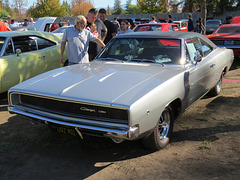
224, 40, 234, 45
56, 126, 76, 136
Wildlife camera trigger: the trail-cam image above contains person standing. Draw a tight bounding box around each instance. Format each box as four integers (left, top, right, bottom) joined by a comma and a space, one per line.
22, 19, 29, 26
60, 15, 105, 66
86, 8, 107, 61
98, 8, 117, 44
149, 16, 157, 23
168, 15, 173, 23
9, 20, 18, 28
0, 19, 11, 31
187, 13, 194, 32
117, 20, 133, 34
28, 18, 35, 27
196, 17, 205, 34
112, 18, 120, 31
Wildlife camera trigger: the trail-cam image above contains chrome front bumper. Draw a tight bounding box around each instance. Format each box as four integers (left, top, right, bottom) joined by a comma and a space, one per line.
8, 106, 139, 140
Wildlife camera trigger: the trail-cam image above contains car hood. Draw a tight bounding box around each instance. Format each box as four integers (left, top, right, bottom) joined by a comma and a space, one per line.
207, 33, 240, 39
11, 61, 183, 107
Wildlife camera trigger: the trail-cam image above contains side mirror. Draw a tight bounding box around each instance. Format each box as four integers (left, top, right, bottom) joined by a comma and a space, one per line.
16, 49, 22, 56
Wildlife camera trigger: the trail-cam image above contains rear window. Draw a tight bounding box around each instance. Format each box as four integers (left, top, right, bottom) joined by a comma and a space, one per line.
134, 25, 162, 32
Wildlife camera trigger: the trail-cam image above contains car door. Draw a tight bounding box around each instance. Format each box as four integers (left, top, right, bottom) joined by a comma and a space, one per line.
185, 37, 215, 105
35, 36, 62, 70
0, 36, 47, 92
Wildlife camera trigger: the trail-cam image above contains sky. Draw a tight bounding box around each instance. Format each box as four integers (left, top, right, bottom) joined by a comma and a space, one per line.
25, 0, 137, 9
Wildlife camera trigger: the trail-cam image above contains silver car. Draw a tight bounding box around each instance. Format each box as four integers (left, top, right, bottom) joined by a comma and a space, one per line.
8, 31, 233, 150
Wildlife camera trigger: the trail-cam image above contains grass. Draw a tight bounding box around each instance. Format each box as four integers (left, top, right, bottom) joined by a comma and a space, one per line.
0, 142, 14, 152
196, 116, 209, 122
199, 140, 212, 150
179, 123, 192, 129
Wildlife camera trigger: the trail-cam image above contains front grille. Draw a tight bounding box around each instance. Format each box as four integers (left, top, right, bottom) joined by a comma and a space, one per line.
19, 94, 128, 124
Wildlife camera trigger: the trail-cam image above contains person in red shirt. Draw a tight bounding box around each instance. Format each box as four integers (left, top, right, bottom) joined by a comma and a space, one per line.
0, 19, 11, 31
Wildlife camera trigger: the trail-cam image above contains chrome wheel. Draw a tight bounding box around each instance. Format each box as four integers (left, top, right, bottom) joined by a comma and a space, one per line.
158, 109, 171, 144
142, 106, 174, 150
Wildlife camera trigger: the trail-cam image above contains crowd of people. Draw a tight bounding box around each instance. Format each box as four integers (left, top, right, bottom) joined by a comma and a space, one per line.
0, 10, 234, 65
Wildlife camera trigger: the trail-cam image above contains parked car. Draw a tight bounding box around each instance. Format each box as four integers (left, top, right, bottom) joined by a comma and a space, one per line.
0, 31, 68, 93
8, 31, 233, 150
173, 21, 188, 32
51, 25, 74, 37
206, 19, 222, 34
10, 26, 37, 31
231, 16, 240, 24
206, 24, 240, 57
133, 23, 181, 32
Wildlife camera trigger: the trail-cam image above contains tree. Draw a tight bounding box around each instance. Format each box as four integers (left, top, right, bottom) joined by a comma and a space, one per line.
106, 5, 112, 15
71, 0, 93, 16
126, 0, 132, 9
12, 0, 27, 16
137, 0, 166, 14
125, 5, 139, 14
30, 0, 66, 18
63, 0, 71, 16
112, 0, 124, 15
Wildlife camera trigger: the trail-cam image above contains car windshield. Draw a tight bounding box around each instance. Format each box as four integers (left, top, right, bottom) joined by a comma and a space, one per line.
97, 38, 181, 64
0, 37, 6, 52
134, 25, 162, 32
206, 20, 221, 26
216, 26, 240, 33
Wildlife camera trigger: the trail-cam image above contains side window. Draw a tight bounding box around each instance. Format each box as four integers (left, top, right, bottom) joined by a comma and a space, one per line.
186, 38, 203, 62
169, 26, 173, 31
4, 38, 14, 56
36, 37, 56, 50
199, 39, 213, 57
12, 36, 37, 53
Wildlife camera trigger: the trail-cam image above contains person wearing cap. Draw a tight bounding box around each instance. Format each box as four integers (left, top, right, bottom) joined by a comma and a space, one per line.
60, 15, 105, 65
23, 19, 29, 26
86, 8, 107, 61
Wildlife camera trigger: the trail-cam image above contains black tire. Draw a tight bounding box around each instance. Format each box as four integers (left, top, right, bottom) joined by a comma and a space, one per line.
142, 106, 174, 150
208, 73, 223, 97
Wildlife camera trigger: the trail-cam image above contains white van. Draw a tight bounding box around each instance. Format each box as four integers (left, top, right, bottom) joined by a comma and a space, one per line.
34, 17, 57, 32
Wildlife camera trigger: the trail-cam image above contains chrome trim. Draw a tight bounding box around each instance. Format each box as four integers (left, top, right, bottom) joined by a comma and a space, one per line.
8, 106, 137, 140
0, 36, 9, 56
218, 45, 240, 49
9, 91, 130, 110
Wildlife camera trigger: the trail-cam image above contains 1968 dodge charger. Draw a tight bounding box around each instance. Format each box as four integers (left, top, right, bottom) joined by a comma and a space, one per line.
8, 31, 233, 150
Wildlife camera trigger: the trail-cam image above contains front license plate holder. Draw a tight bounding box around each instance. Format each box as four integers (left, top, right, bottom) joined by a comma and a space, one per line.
224, 40, 234, 45
56, 125, 77, 136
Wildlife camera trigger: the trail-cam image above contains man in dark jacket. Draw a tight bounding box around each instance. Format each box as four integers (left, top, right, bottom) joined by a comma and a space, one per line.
187, 13, 194, 32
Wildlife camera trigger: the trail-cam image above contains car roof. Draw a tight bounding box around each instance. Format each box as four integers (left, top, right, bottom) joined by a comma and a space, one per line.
115, 31, 217, 47
0, 31, 61, 42
219, 24, 240, 27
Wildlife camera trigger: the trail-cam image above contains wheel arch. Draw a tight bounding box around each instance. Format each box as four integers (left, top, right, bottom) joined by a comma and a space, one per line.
168, 98, 182, 120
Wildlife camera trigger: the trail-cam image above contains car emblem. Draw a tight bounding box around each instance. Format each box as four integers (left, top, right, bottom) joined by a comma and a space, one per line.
80, 107, 96, 113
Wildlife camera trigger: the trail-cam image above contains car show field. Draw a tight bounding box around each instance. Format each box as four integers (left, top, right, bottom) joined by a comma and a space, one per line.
0, 59, 239, 180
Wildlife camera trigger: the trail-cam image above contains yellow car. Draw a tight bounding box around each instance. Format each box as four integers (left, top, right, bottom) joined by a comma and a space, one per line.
0, 31, 68, 93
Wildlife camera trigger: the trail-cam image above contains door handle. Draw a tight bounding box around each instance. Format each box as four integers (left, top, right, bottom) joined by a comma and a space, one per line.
210, 64, 215, 68
39, 55, 46, 59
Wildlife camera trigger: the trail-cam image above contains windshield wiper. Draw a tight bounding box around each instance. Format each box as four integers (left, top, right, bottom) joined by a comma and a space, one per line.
130, 59, 165, 66
98, 58, 124, 62
130, 58, 156, 63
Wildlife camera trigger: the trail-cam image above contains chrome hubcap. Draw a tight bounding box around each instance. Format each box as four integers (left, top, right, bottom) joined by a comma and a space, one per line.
158, 110, 171, 143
